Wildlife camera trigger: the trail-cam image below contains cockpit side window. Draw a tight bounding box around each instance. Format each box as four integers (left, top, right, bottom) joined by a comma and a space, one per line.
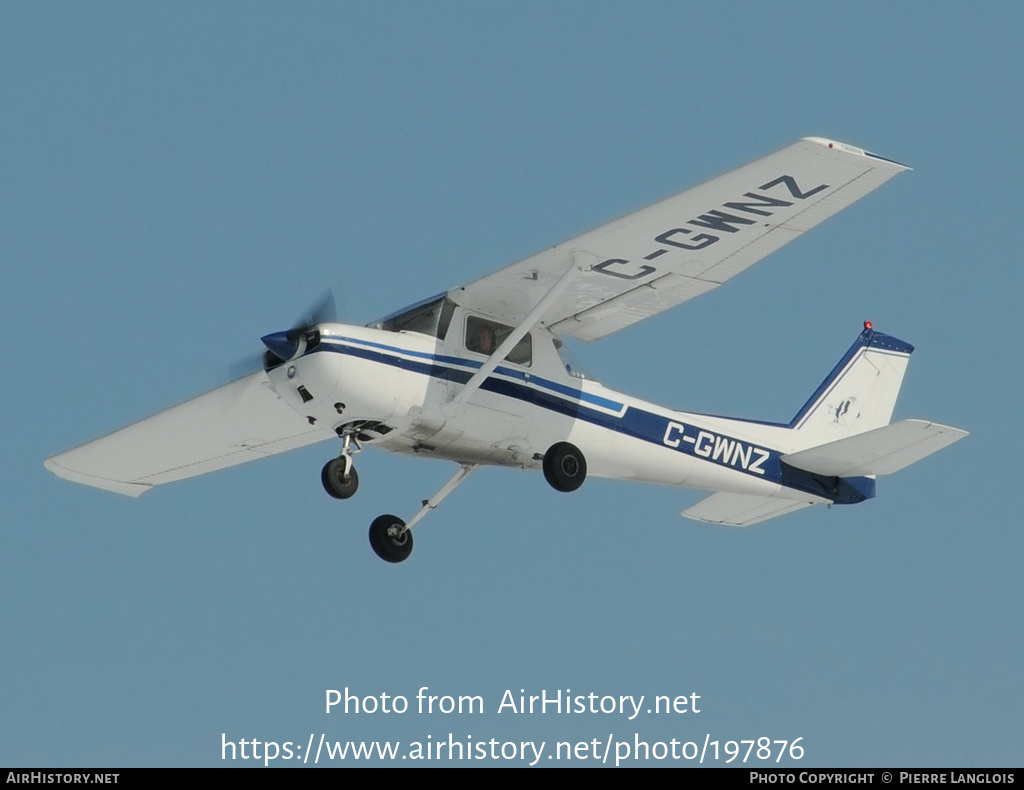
465, 316, 532, 367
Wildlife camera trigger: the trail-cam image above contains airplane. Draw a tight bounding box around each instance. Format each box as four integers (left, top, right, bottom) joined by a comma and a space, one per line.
45, 137, 968, 562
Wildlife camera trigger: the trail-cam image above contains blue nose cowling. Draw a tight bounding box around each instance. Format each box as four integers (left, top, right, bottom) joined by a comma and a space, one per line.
261, 331, 298, 362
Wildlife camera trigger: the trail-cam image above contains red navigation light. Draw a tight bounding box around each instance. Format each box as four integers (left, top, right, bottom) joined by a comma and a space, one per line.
864, 321, 873, 330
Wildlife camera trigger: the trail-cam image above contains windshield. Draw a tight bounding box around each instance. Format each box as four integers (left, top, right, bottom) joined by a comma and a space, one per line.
371, 295, 456, 339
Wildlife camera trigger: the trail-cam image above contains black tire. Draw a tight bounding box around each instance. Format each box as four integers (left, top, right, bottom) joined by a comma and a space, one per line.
542, 441, 587, 492
369, 515, 413, 563
321, 458, 359, 499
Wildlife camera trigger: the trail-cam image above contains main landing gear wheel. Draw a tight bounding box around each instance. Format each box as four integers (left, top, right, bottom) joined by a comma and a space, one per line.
369, 515, 413, 563
321, 457, 359, 499
543, 441, 587, 492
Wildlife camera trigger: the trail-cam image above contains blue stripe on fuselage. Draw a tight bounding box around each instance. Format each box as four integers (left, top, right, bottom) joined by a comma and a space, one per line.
324, 336, 624, 412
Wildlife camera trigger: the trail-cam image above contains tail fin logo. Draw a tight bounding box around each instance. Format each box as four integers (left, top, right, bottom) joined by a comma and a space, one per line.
832, 397, 856, 424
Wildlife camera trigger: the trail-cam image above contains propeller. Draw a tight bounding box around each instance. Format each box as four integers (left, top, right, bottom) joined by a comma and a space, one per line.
290, 291, 337, 339
262, 290, 338, 367
228, 291, 339, 380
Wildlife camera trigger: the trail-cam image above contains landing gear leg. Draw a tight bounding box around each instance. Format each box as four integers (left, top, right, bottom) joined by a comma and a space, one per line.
368, 464, 477, 563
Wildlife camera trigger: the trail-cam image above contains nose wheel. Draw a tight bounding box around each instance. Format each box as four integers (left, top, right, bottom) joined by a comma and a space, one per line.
321, 457, 359, 499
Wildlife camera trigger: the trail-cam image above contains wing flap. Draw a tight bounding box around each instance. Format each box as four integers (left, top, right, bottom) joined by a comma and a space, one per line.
44, 372, 331, 496
551, 273, 718, 341
781, 419, 968, 477
681, 492, 819, 527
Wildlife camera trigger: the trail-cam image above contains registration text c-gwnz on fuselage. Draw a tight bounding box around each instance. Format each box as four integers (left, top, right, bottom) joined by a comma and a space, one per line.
44, 137, 968, 562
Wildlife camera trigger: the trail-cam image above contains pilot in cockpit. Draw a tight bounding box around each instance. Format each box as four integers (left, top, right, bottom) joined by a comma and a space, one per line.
469, 323, 495, 355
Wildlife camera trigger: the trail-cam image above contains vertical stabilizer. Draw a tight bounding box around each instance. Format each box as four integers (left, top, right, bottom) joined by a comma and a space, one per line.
789, 326, 914, 450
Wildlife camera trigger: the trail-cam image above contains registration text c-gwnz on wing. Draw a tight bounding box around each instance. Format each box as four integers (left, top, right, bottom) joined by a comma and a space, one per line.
45, 137, 968, 562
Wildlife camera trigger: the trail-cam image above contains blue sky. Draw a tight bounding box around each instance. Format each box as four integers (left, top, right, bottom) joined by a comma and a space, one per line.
2, 2, 1020, 767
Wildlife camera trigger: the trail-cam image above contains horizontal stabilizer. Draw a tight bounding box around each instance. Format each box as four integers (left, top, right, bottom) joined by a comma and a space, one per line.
681, 492, 821, 527
45, 372, 331, 496
781, 419, 968, 477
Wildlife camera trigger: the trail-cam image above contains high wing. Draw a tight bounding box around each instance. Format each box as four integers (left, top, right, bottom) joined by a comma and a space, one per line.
45, 372, 330, 496
449, 137, 908, 341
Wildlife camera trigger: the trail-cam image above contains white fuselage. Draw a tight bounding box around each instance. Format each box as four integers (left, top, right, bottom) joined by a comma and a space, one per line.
265, 315, 815, 505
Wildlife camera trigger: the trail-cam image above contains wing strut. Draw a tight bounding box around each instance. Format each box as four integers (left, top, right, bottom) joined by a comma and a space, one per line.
453, 258, 584, 405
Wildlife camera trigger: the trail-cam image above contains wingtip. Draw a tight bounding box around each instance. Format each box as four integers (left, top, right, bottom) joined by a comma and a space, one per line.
801, 136, 911, 170
44, 454, 150, 498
